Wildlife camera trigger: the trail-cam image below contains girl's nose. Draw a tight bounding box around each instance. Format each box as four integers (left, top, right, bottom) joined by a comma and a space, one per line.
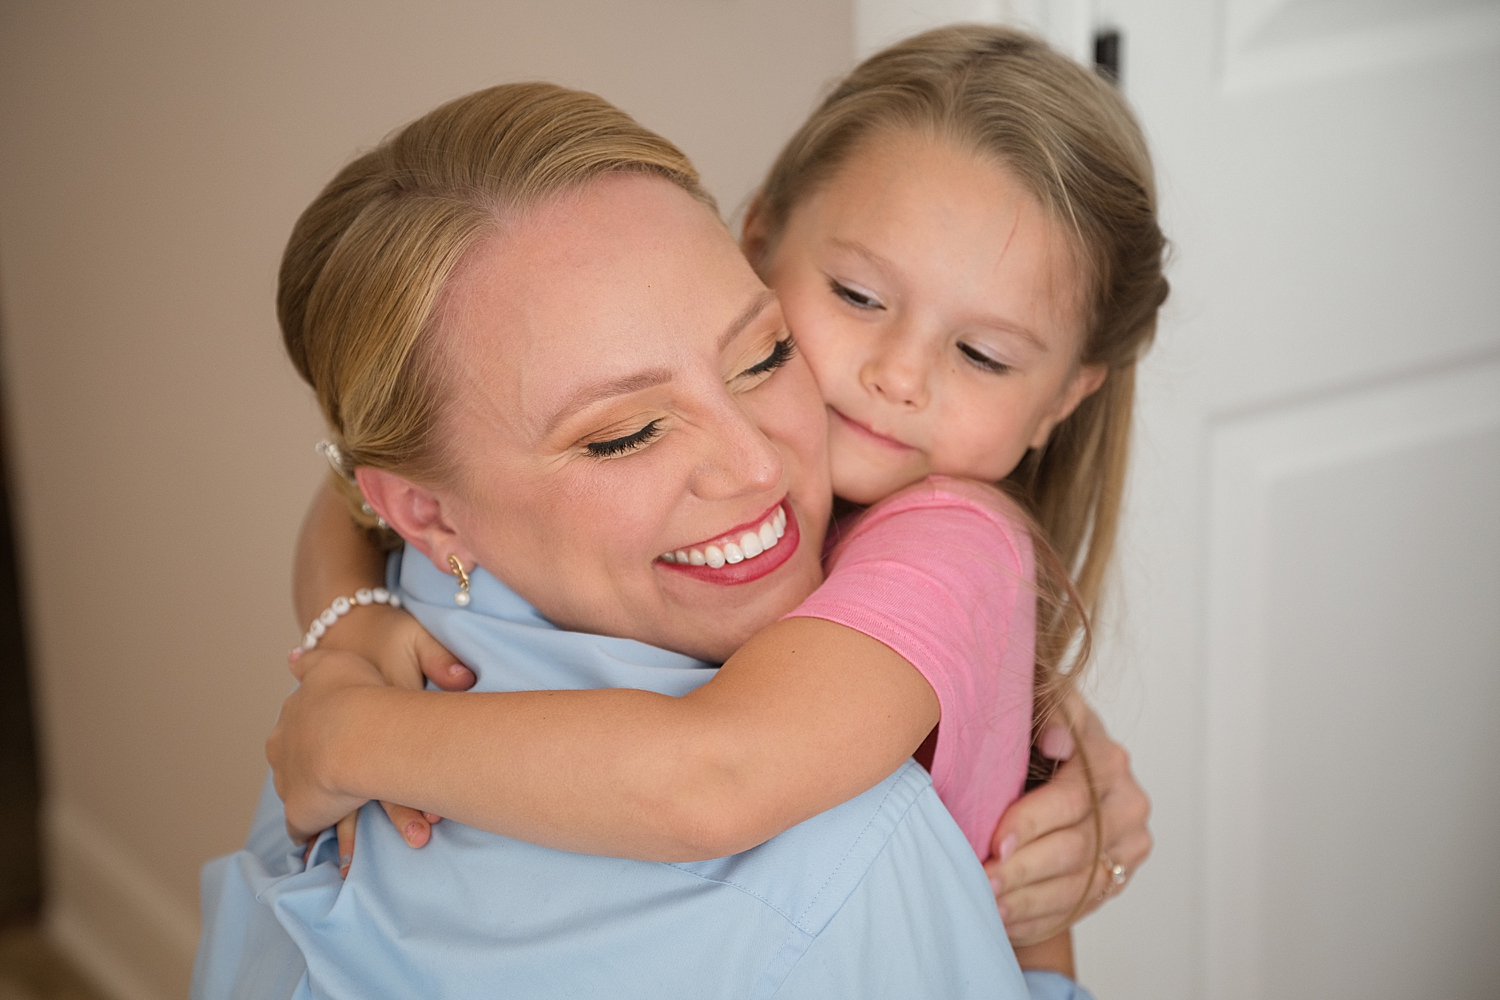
860, 327, 930, 409
691, 396, 784, 501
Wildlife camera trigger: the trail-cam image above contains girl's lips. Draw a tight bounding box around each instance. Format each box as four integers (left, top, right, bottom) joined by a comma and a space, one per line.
655, 499, 800, 586
829, 406, 916, 452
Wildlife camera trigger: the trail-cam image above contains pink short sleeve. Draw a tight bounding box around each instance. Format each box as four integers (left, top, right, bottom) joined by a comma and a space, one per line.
785, 476, 1035, 862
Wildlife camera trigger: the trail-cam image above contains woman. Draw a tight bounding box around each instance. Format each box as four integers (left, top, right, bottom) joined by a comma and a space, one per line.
196, 81, 1137, 999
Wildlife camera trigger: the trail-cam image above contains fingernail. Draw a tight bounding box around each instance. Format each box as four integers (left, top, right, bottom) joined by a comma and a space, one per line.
988, 876, 1002, 896
288, 647, 302, 661
999, 833, 1018, 862
405, 821, 423, 844
338, 856, 351, 878
1039, 725, 1074, 760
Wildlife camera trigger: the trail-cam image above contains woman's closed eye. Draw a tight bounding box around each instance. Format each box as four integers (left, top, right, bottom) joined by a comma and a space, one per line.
586, 419, 662, 458
828, 278, 883, 311
958, 341, 1011, 375
735, 335, 797, 381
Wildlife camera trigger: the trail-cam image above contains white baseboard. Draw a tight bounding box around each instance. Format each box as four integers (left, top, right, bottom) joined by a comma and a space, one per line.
42, 799, 199, 1000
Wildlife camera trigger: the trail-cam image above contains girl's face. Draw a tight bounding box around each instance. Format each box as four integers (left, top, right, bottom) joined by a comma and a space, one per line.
403, 174, 830, 663
751, 131, 1106, 505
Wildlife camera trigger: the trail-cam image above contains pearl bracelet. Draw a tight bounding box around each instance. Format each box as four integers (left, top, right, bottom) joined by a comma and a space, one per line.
300, 587, 402, 652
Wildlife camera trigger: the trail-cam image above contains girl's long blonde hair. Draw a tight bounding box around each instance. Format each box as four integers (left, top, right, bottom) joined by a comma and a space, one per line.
278, 82, 715, 527
752, 23, 1169, 907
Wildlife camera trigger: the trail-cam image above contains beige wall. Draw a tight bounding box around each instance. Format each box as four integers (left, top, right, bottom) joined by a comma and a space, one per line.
0, 3, 851, 996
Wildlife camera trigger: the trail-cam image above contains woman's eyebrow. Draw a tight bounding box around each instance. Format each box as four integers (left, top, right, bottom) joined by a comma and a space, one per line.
719, 289, 778, 350
543, 290, 776, 437
544, 367, 672, 436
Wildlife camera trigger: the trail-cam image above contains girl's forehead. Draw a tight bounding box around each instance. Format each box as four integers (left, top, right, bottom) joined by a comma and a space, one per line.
793, 134, 1087, 336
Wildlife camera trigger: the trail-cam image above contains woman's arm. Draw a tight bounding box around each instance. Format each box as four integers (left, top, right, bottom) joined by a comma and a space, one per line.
271, 615, 939, 860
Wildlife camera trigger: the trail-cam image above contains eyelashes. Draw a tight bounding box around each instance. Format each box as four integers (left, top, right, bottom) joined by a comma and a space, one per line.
584, 336, 796, 459
957, 342, 1011, 375
829, 278, 882, 310
737, 335, 797, 380
586, 419, 662, 457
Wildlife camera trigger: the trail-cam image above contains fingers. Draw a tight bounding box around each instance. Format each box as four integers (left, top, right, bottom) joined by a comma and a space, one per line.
416, 634, 476, 691
990, 755, 1093, 857
381, 801, 436, 848
988, 823, 1094, 899
335, 812, 358, 878
993, 855, 1111, 945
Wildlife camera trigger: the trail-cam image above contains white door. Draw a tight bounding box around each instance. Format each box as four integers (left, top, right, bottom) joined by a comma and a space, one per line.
855, 2, 1500, 998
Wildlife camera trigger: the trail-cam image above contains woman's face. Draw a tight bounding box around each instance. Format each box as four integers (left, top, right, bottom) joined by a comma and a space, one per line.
426, 174, 830, 662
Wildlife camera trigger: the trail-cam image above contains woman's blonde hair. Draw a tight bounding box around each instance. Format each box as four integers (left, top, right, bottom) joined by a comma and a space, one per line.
752, 23, 1168, 908
279, 82, 715, 529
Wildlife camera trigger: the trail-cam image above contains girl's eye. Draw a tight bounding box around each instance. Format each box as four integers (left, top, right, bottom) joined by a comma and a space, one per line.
736, 336, 797, 381
829, 279, 883, 310
958, 342, 1011, 374
586, 419, 662, 458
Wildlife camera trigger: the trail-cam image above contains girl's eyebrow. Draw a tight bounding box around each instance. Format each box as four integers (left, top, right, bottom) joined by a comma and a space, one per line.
828, 238, 898, 281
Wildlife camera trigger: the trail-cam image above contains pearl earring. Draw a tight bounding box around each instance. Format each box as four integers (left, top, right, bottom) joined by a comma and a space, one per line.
448, 554, 471, 607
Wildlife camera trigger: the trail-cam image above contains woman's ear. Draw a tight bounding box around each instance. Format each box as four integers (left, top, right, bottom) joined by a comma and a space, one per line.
1029, 364, 1108, 450
354, 467, 473, 568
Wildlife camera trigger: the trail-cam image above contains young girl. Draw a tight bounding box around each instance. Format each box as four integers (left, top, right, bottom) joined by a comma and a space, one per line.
275, 22, 1165, 966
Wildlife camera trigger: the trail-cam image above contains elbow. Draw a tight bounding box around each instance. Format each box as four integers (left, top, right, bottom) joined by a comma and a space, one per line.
642, 740, 779, 861
660, 803, 771, 862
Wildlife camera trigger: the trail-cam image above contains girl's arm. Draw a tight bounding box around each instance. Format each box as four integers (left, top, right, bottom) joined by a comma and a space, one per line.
288, 477, 474, 860
271, 614, 939, 860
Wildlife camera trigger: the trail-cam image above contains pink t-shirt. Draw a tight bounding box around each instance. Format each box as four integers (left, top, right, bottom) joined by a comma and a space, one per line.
785, 475, 1036, 862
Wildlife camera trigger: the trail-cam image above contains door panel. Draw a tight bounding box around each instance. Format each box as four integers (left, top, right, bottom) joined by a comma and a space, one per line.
854, 1, 1500, 995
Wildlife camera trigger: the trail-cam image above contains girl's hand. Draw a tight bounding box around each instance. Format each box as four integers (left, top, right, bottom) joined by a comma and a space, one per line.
269, 649, 389, 843
289, 603, 476, 692
984, 693, 1152, 946
283, 641, 453, 873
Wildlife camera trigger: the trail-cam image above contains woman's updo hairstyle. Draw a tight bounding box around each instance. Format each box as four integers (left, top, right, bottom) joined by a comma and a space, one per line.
279, 82, 716, 530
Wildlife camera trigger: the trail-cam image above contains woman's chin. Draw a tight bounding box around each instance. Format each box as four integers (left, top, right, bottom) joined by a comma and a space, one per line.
652, 549, 823, 663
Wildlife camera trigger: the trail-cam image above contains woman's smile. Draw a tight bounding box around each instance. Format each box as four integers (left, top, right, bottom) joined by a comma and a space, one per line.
656, 497, 798, 584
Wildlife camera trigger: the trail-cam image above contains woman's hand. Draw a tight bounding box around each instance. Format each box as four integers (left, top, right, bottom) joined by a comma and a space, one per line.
270, 649, 390, 843
984, 693, 1152, 946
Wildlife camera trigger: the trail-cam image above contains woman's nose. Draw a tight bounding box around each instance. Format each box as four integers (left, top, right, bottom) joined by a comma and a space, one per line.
860, 327, 930, 409
691, 398, 784, 501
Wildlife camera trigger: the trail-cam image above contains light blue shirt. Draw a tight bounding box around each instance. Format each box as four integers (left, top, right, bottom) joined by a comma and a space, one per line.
193, 547, 1093, 999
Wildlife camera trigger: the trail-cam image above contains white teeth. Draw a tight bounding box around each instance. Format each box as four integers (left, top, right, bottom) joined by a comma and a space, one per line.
666, 504, 787, 571
739, 531, 764, 558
